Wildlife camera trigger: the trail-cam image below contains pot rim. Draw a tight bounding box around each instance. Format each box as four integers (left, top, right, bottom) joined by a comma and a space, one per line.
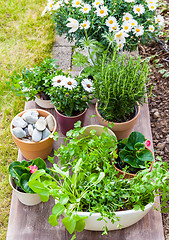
95, 102, 140, 125
9, 175, 35, 195
114, 146, 154, 177
55, 107, 87, 119
10, 108, 57, 144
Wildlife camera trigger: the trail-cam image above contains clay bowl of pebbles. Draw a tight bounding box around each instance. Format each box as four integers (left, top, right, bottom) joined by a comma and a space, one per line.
10, 109, 57, 160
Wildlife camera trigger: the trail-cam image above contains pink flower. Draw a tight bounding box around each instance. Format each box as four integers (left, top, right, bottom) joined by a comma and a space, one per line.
145, 140, 151, 148
28, 165, 38, 173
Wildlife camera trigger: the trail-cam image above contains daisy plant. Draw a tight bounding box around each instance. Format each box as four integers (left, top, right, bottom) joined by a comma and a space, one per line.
42, 0, 165, 51
49, 75, 93, 116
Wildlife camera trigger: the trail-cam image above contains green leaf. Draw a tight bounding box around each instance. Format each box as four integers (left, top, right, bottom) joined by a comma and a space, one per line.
52, 203, 65, 217
20, 173, 34, 193
92, 172, 105, 185
32, 158, 46, 170
9, 161, 21, 177
74, 121, 81, 128
133, 204, 140, 211
90, 114, 96, 118
48, 215, 58, 226
136, 149, 154, 162
158, 69, 166, 74
62, 216, 76, 234
127, 132, 145, 150
134, 143, 145, 150
75, 219, 85, 232
60, 195, 69, 205
28, 180, 49, 201
53, 164, 69, 178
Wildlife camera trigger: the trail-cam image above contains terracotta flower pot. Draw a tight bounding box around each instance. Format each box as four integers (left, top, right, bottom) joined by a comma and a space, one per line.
95, 102, 140, 140
55, 108, 87, 136
10, 109, 57, 160
9, 176, 41, 206
114, 147, 154, 179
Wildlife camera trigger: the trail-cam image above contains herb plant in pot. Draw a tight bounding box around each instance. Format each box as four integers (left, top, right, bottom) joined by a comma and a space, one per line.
28, 125, 169, 238
115, 131, 154, 178
49, 75, 93, 135
92, 48, 152, 139
9, 157, 50, 206
10, 58, 66, 108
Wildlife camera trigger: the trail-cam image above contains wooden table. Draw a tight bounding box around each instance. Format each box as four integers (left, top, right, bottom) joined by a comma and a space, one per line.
6, 101, 164, 240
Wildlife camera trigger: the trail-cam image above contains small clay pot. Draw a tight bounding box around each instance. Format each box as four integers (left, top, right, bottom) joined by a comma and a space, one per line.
10, 109, 57, 160
35, 96, 54, 109
95, 102, 140, 140
55, 108, 87, 136
114, 147, 154, 179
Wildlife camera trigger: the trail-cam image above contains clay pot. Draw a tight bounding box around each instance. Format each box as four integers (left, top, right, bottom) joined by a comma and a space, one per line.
55, 108, 87, 136
95, 102, 140, 140
35, 97, 54, 109
9, 176, 41, 206
114, 147, 154, 179
10, 109, 57, 160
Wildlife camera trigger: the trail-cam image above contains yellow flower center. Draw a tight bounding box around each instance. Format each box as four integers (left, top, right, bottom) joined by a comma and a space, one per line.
136, 7, 140, 12
124, 26, 128, 30
83, 23, 87, 27
131, 22, 135, 26
50, 4, 53, 8
119, 43, 122, 47
84, 7, 88, 11
100, 10, 104, 14
76, 1, 80, 5
87, 84, 91, 88
68, 81, 72, 85
150, 27, 153, 30
136, 28, 140, 32
57, 79, 61, 83
126, 17, 129, 21
116, 32, 122, 38
151, 5, 154, 9
109, 20, 114, 24
112, 26, 117, 30
157, 18, 160, 22
96, 1, 100, 5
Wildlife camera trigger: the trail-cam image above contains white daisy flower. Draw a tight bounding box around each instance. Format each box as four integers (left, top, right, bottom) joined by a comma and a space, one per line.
105, 16, 117, 27
148, 3, 157, 11
123, 13, 133, 22
146, 0, 157, 4
41, 0, 54, 15
82, 79, 93, 93
53, 1, 63, 10
117, 41, 125, 50
96, 6, 108, 17
52, 75, 66, 87
129, 19, 138, 28
155, 15, 165, 26
80, 4, 91, 14
66, 18, 79, 33
133, 4, 145, 16
64, 0, 70, 4
92, 0, 104, 8
133, 25, 144, 37
72, 0, 82, 8
80, 20, 91, 29
149, 25, 155, 32
115, 30, 128, 42
109, 23, 119, 32
62, 77, 78, 90
121, 21, 132, 33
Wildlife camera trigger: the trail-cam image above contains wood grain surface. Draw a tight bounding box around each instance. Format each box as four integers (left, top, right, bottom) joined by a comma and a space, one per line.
6, 101, 164, 240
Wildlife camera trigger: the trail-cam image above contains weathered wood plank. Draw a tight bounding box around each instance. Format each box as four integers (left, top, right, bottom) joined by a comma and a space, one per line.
7, 101, 164, 240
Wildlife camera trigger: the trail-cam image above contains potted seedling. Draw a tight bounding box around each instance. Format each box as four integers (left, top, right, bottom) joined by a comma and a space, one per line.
28, 124, 169, 239
9, 157, 50, 206
115, 131, 154, 178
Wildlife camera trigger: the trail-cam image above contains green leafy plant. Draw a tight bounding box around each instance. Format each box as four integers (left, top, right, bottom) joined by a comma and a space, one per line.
9, 158, 50, 193
49, 75, 93, 116
116, 131, 154, 174
92, 48, 152, 122
28, 124, 169, 239
10, 58, 66, 101
42, 0, 165, 51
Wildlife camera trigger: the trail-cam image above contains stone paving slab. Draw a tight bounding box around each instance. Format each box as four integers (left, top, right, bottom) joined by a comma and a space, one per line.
52, 46, 72, 70
54, 34, 75, 47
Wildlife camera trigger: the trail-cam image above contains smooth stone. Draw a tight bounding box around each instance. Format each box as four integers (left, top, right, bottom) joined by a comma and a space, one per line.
21, 139, 32, 143
46, 115, 55, 132
31, 111, 39, 118
35, 118, 47, 131
42, 128, 51, 140
32, 129, 42, 142
22, 111, 38, 124
12, 127, 26, 139
24, 127, 29, 137
28, 124, 34, 136
12, 116, 27, 128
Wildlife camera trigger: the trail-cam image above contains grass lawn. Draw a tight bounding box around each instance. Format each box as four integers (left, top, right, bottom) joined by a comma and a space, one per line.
0, 0, 54, 238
